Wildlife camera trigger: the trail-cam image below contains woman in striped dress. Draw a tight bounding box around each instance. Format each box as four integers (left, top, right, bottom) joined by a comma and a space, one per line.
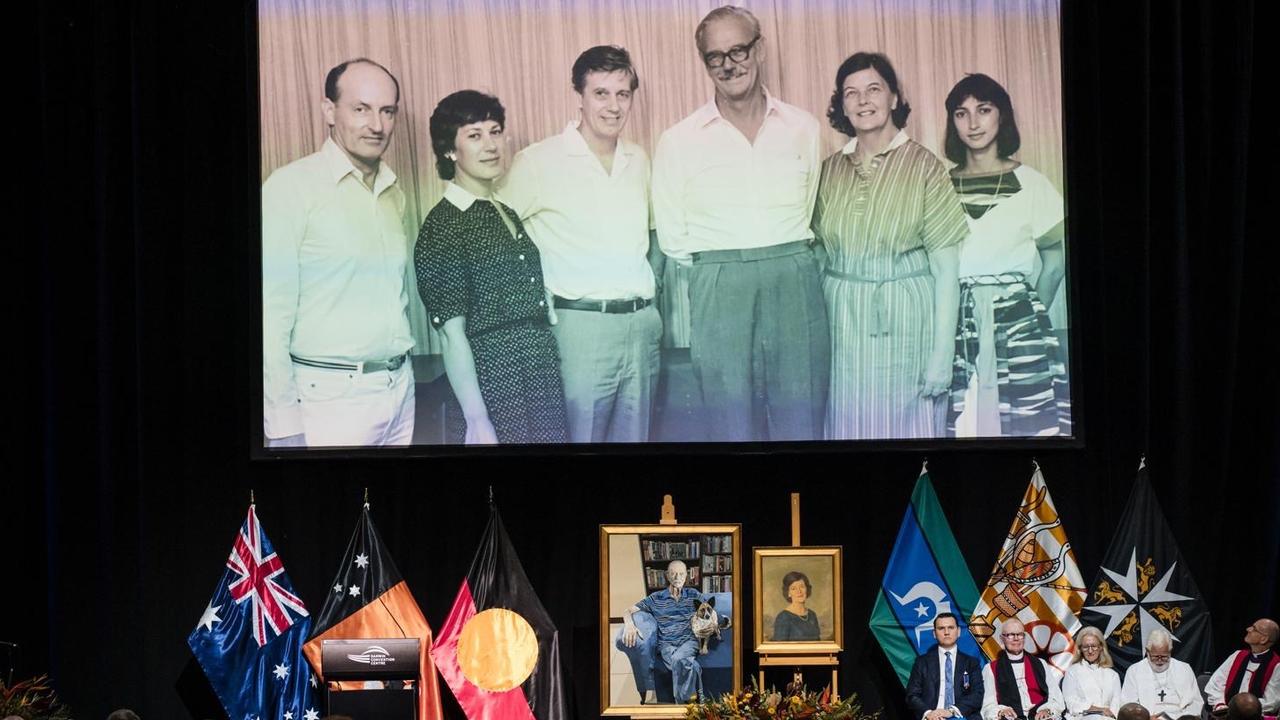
813, 52, 968, 439
943, 74, 1069, 437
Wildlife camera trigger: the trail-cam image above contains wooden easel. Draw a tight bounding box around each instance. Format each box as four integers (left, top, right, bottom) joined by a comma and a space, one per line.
757, 493, 839, 697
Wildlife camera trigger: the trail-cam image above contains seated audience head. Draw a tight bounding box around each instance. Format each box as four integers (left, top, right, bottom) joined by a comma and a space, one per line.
1118, 703, 1151, 720
1225, 693, 1262, 720
932, 611, 961, 649
1243, 618, 1277, 652
999, 617, 1027, 655
1144, 627, 1173, 671
1072, 625, 1113, 668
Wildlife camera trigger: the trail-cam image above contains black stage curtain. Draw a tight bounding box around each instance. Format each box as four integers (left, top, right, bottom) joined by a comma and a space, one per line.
22, 1, 1276, 718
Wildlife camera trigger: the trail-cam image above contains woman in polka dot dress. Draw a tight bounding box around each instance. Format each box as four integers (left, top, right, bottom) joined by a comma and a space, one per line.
415, 90, 568, 444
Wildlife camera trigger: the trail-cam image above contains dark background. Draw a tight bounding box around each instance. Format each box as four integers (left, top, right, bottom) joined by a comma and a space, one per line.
20, 1, 1277, 718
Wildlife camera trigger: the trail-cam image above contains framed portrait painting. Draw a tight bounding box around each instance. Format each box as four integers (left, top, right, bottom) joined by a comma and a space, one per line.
753, 546, 843, 654
599, 524, 742, 717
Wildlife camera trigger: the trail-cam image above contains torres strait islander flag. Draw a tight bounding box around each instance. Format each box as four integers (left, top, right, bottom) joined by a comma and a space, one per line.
871, 466, 984, 686
968, 464, 1087, 675
431, 505, 567, 720
302, 502, 443, 720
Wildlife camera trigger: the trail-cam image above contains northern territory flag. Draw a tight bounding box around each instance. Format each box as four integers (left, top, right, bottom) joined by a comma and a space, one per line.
870, 466, 984, 686
431, 505, 567, 720
1080, 463, 1213, 672
302, 503, 443, 720
969, 464, 1087, 675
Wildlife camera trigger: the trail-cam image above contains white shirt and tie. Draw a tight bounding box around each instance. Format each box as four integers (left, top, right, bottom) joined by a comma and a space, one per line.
932, 647, 963, 718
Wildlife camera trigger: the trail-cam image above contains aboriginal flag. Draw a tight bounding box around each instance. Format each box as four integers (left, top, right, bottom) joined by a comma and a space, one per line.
302, 503, 444, 720
431, 505, 567, 720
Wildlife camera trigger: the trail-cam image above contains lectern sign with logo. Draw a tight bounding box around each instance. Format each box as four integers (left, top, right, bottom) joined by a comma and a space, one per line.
321, 638, 419, 719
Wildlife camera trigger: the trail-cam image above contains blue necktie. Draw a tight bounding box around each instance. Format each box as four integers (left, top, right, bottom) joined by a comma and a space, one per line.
944, 651, 955, 708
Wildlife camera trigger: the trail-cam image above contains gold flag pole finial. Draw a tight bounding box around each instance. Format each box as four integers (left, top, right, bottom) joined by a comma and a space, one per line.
921, 457, 929, 474
1138, 454, 1146, 471
489, 485, 495, 506
363, 486, 370, 510
250, 488, 255, 505
1032, 457, 1040, 471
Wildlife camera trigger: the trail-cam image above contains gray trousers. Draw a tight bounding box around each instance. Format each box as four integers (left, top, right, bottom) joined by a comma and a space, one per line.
687, 241, 829, 441
552, 304, 662, 442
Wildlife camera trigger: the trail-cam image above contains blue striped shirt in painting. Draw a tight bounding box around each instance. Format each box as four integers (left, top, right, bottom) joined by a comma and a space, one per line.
637, 587, 704, 646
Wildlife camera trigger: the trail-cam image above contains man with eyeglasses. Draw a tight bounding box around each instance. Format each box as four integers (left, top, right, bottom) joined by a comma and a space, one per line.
907, 612, 985, 720
980, 618, 1065, 720
1204, 618, 1279, 715
652, 5, 828, 442
1120, 628, 1203, 720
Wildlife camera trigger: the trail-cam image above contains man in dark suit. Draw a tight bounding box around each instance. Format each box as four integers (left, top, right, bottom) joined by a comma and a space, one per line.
907, 612, 985, 720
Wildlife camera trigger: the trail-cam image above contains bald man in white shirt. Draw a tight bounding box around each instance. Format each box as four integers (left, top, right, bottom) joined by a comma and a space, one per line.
262, 58, 416, 448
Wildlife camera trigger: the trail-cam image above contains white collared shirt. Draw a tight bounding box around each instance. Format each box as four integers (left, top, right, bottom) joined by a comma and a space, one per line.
261, 137, 414, 438
934, 646, 964, 716
499, 122, 655, 300
652, 88, 821, 263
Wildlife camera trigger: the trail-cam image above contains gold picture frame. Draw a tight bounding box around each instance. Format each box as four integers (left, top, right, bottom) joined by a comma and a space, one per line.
753, 546, 844, 655
599, 523, 743, 718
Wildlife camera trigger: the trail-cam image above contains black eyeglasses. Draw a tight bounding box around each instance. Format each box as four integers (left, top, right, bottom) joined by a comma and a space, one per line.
703, 34, 761, 69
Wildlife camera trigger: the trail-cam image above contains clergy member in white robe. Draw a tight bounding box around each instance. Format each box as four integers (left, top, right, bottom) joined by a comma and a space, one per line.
1120, 629, 1203, 720
1063, 626, 1122, 720
982, 618, 1066, 720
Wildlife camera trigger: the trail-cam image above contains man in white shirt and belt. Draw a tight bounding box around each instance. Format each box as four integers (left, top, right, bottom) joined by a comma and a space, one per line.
502, 45, 662, 443
652, 5, 828, 442
1120, 628, 1204, 720
261, 58, 416, 447
1205, 618, 1279, 716
981, 618, 1065, 720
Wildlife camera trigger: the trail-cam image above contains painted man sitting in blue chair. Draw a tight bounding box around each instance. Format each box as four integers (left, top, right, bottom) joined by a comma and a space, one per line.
621, 559, 721, 704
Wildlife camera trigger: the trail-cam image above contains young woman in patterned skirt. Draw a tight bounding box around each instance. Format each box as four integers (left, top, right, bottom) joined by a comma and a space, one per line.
944, 73, 1070, 437
415, 90, 568, 444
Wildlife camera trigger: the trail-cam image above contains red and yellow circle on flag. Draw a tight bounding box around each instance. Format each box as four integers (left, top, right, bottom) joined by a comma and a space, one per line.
456, 608, 539, 691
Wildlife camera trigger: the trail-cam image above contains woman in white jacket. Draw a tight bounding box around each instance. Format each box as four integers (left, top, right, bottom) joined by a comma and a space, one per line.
1063, 626, 1123, 720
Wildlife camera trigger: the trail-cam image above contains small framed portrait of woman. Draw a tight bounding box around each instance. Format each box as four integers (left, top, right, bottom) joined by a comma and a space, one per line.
753, 546, 843, 654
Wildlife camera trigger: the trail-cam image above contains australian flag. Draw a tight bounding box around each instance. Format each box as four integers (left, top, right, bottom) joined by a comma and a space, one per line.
188, 504, 319, 720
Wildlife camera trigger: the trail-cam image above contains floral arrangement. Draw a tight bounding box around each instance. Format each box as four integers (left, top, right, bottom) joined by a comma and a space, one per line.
685, 679, 880, 720
0, 675, 74, 720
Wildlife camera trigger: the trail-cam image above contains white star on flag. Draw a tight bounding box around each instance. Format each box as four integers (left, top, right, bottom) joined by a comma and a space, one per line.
284, 712, 294, 720
354, 553, 369, 569
348, 585, 361, 597
273, 663, 290, 680
914, 602, 929, 618
1084, 548, 1192, 645
333, 583, 342, 594
197, 603, 222, 632
305, 709, 320, 720
309, 674, 317, 688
